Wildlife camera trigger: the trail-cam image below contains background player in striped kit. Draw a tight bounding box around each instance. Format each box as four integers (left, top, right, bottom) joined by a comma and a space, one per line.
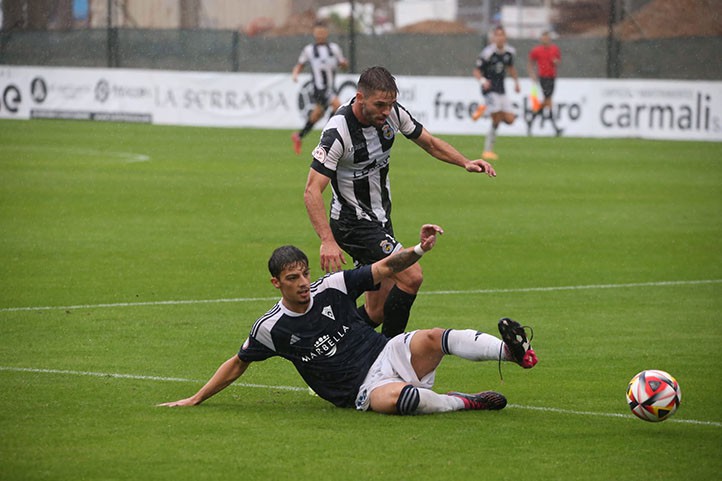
291, 20, 348, 155
304, 66, 496, 339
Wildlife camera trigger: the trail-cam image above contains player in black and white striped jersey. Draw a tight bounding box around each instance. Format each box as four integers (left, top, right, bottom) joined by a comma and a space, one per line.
304, 66, 496, 340
291, 20, 348, 155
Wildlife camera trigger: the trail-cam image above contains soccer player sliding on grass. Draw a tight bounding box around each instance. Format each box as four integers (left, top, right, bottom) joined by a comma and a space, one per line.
159, 224, 537, 415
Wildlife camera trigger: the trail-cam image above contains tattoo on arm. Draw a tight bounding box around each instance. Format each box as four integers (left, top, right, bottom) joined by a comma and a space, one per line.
385, 249, 419, 273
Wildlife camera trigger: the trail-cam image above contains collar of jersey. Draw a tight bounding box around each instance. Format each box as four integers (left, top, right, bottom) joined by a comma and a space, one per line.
278, 296, 314, 317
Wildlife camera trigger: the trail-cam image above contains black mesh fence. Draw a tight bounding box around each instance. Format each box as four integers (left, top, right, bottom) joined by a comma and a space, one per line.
1, 28, 720, 80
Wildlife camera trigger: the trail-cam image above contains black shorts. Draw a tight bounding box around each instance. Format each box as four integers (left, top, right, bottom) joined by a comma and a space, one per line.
312, 88, 333, 108
539, 77, 555, 99
331, 219, 400, 267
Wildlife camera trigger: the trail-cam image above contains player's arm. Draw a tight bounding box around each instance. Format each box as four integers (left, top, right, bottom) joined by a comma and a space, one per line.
157, 355, 251, 407
371, 224, 443, 284
304, 169, 346, 272
291, 62, 304, 82
471, 66, 491, 90
412, 128, 496, 177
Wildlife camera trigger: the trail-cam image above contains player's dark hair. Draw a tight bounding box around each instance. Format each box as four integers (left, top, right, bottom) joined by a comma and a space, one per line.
357, 66, 398, 95
268, 245, 309, 278
313, 20, 328, 29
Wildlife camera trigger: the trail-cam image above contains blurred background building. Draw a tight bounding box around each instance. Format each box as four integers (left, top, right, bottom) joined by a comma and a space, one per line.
1, 0, 720, 79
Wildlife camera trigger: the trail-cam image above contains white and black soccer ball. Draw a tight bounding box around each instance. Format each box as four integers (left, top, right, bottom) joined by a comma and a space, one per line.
626, 369, 681, 422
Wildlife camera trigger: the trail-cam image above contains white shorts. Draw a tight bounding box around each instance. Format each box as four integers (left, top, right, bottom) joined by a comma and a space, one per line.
483, 92, 513, 114
354, 330, 437, 411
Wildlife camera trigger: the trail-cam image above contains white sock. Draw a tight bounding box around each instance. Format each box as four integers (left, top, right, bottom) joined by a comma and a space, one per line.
484, 124, 497, 152
441, 329, 509, 361
416, 388, 465, 413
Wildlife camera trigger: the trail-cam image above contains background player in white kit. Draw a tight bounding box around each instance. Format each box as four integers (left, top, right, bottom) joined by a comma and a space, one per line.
291, 20, 348, 155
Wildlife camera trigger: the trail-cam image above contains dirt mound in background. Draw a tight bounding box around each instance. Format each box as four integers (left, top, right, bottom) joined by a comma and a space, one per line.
398, 20, 475, 34
582, 0, 722, 39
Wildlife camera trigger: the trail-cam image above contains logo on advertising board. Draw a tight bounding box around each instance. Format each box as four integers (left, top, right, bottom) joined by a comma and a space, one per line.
598, 86, 720, 134
30, 77, 47, 103
94, 78, 152, 104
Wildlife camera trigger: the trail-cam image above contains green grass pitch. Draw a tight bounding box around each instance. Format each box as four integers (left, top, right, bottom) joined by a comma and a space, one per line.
1, 119, 721, 480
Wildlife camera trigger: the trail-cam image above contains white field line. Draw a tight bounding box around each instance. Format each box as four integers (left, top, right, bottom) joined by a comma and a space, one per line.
0, 366, 305, 392
1, 366, 719, 427
1, 279, 720, 313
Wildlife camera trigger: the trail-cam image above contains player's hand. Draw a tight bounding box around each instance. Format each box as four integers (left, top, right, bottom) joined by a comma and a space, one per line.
157, 397, 198, 407
466, 159, 496, 177
320, 240, 346, 273
419, 224, 444, 252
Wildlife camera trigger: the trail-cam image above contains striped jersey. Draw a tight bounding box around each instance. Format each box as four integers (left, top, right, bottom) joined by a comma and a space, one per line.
310, 98, 423, 226
297, 42, 346, 92
476, 43, 516, 94
238, 266, 388, 408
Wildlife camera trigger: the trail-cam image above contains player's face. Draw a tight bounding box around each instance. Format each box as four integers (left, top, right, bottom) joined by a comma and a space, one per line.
273, 262, 311, 312
494, 29, 506, 48
357, 89, 396, 127
313, 26, 328, 44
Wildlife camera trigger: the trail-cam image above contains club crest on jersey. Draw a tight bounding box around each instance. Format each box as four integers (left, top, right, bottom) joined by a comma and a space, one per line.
379, 240, 394, 254
381, 124, 394, 140
322, 305, 335, 320
312, 146, 327, 163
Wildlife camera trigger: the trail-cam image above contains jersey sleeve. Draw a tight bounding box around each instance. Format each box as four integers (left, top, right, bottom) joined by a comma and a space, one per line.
342, 265, 376, 300
395, 103, 423, 140
297, 44, 309, 65
310, 118, 346, 177
331, 43, 346, 63
238, 334, 276, 362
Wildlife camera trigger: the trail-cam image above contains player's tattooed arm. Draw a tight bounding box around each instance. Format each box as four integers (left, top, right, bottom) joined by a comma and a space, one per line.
371, 224, 444, 283
386, 249, 421, 273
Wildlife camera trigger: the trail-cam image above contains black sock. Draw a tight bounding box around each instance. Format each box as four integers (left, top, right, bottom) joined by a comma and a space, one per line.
382, 285, 417, 338
299, 120, 314, 138
357, 305, 380, 328
547, 109, 561, 132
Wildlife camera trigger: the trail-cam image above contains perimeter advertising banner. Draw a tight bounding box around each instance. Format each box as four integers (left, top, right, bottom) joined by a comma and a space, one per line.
1, 66, 720, 141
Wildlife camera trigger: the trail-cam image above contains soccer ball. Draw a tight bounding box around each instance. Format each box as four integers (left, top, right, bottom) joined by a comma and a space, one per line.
626, 370, 681, 422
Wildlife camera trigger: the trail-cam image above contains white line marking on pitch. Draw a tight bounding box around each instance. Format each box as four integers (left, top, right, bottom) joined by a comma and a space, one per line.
0, 366, 719, 427
0, 366, 305, 392
1, 279, 720, 313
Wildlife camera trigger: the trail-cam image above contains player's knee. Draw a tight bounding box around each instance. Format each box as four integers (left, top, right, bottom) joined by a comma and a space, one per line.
413, 328, 444, 351
396, 271, 423, 293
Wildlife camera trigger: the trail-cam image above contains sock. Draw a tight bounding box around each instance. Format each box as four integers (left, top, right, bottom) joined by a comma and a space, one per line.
546, 108, 560, 131
298, 119, 315, 138
416, 388, 465, 413
357, 305, 380, 328
382, 285, 417, 338
440, 329, 508, 361
396, 385, 465, 414
484, 124, 497, 152
396, 384, 420, 415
